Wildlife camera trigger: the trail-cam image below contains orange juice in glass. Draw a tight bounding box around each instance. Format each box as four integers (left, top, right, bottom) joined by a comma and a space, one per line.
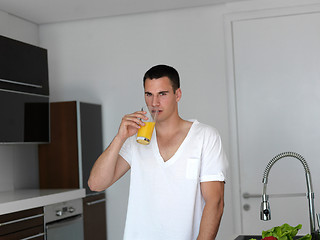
136, 106, 158, 145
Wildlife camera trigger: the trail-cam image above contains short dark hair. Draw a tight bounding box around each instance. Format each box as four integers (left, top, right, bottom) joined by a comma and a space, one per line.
143, 65, 180, 92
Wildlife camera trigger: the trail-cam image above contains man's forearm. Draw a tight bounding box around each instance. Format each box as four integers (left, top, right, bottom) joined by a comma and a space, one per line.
197, 198, 224, 240
88, 135, 126, 191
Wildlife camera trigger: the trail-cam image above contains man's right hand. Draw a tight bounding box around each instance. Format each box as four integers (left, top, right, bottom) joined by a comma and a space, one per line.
117, 110, 148, 141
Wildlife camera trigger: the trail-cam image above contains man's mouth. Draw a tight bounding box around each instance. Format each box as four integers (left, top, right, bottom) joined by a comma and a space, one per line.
151, 109, 161, 113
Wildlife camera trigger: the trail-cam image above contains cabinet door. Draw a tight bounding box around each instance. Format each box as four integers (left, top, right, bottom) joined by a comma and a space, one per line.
79, 102, 103, 195
38, 101, 80, 189
83, 193, 107, 240
0, 207, 44, 239
0, 35, 49, 96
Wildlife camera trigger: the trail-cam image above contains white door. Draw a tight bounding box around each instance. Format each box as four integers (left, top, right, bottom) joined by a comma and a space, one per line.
229, 9, 320, 235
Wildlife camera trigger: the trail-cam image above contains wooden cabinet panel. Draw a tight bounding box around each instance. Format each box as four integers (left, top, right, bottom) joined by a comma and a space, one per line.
0, 207, 44, 239
83, 193, 107, 240
38, 101, 79, 189
0, 207, 43, 236
1, 226, 44, 240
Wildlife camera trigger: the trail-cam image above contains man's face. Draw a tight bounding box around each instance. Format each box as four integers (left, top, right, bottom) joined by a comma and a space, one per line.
144, 77, 181, 122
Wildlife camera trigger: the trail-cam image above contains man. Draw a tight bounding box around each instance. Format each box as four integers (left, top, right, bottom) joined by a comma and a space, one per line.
88, 65, 228, 240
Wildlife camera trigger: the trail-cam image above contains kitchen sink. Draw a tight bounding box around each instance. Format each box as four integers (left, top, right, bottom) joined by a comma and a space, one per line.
234, 236, 259, 240
235, 235, 304, 240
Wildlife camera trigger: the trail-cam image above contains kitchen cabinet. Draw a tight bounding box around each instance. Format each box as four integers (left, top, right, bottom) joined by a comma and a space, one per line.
0, 35, 49, 143
0, 35, 49, 96
0, 207, 45, 239
38, 101, 107, 240
38, 101, 102, 193
83, 193, 107, 240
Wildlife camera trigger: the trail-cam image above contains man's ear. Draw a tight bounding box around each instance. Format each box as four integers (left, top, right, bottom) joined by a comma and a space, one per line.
175, 88, 182, 102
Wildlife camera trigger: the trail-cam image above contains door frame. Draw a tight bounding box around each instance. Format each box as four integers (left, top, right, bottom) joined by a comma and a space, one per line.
223, 1, 320, 234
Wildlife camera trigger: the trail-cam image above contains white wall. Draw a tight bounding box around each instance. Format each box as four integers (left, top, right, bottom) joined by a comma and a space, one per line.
39, 4, 233, 240
0, 10, 40, 192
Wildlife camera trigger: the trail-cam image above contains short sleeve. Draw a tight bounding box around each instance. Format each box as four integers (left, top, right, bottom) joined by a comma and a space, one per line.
199, 126, 228, 183
119, 136, 134, 166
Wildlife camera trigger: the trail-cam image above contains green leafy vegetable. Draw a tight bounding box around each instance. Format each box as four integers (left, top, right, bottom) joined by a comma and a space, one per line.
262, 223, 300, 239
262, 223, 311, 240
247, 223, 312, 240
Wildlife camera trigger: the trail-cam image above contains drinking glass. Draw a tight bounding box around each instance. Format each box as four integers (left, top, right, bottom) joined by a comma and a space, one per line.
136, 106, 158, 145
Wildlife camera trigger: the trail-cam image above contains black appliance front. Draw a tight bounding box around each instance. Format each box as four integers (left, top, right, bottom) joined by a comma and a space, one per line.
0, 90, 49, 143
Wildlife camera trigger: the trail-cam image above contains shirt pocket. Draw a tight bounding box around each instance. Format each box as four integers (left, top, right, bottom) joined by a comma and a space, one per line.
185, 158, 200, 180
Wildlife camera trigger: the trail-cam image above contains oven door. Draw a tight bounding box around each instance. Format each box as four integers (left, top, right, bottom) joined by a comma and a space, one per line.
46, 215, 84, 240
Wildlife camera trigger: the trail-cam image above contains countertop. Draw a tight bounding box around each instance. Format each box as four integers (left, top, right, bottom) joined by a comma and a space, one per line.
0, 188, 85, 215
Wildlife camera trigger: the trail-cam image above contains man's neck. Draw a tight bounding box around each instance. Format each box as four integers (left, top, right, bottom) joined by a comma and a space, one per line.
155, 115, 186, 136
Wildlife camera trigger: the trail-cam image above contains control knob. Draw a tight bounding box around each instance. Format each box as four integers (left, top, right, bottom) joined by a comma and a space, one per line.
68, 207, 75, 213
56, 210, 63, 216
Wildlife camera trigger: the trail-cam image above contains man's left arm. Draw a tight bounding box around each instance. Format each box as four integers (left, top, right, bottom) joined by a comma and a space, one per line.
197, 181, 225, 240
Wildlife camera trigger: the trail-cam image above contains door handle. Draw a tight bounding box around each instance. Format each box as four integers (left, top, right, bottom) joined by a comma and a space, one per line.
0, 213, 44, 226
21, 233, 45, 240
243, 192, 306, 199
86, 198, 106, 206
0, 78, 43, 88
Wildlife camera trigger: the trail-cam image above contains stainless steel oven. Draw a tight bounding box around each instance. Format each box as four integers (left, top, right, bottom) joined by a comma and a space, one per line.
44, 199, 84, 240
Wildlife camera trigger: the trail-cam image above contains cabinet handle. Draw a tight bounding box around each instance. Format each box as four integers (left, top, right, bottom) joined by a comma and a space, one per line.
0, 78, 43, 88
21, 233, 45, 240
0, 213, 44, 227
86, 198, 106, 206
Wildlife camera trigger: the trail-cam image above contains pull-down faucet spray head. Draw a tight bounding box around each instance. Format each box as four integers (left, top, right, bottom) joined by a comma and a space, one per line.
260, 192, 271, 221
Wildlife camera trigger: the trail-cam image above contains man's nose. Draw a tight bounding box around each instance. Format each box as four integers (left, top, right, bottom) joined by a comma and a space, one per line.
152, 96, 160, 106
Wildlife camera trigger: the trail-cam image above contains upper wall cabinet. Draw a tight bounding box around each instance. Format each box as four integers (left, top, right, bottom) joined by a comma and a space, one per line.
0, 35, 49, 96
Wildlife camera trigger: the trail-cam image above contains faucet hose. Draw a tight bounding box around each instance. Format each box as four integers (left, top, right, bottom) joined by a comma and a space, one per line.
262, 151, 311, 184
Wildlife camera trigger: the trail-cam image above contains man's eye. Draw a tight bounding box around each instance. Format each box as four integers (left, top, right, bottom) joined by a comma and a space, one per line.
145, 93, 152, 96
160, 92, 167, 96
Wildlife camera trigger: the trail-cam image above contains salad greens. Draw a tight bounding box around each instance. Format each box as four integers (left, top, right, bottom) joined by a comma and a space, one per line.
249, 223, 312, 240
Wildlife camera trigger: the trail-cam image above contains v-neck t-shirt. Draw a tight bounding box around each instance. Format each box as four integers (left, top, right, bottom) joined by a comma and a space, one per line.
119, 120, 228, 240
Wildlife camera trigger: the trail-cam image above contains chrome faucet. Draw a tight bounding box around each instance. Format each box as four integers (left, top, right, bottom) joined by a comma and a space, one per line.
260, 152, 320, 239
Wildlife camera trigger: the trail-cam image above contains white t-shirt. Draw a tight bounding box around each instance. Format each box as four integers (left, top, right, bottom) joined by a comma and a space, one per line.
119, 120, 228, 240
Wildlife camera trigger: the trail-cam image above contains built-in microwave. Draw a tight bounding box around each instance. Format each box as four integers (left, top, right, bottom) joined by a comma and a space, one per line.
0, 35, 49, 144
